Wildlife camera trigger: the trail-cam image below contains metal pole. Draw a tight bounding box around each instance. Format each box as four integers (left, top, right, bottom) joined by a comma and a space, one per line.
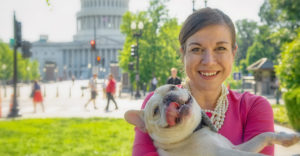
56, 86, 59, 97
8, 12, 20, 117
91, 16, 97, 75
4, 83, 7, 98
43, 85, 46, 97
135, 33, 141, 98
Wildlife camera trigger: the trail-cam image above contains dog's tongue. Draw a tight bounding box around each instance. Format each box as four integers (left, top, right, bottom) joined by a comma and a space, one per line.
166, 102, 180, 126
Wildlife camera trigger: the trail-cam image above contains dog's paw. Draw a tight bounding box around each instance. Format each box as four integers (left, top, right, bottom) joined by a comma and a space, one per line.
275, 132, 300, 147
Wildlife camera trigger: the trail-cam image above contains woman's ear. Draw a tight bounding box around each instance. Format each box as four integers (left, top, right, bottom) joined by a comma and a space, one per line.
180, 47, 185, 63
180, 47, 184, 55
232, 44, 238, 58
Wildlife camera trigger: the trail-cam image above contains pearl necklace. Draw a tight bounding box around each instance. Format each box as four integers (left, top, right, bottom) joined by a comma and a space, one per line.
185, 83, 229, 131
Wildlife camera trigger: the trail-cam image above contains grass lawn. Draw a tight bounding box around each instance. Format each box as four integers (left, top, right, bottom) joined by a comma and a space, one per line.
272, 105, 291, 128
0, 118, 135, 156
0, 106, 292, 156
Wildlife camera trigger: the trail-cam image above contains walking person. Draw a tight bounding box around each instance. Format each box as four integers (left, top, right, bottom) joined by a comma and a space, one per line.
105, 74, 118, 111
31, 80, 45, 113
150, 75, 158, 91
166, 67, 181, 85
131, 8, 275, 156
71, 75, 75, 86
84, 74, 98, 110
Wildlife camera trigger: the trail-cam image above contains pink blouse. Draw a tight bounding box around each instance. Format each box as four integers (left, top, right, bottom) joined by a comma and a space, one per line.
132, 90, 275, 156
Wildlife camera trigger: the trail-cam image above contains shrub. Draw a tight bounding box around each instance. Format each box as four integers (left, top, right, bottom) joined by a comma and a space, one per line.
283, 88, 300, 131
272, 105, 290, 127
275, 29, 300, 89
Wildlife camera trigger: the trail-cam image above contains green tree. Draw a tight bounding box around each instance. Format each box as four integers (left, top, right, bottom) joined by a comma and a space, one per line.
0, 41, 40, 82
259, 0, 300, 31
0, 42, 13, 81
119, 0, 182, 89
235, 19, 258, 74
275, 29, 300, 89
236, 19, 258, 64
245, 25, 280, 66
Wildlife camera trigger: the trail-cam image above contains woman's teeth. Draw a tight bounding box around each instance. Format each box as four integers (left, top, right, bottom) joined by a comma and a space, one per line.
200, 72, 217, 76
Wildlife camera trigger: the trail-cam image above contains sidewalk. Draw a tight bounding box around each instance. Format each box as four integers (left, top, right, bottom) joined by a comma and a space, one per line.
274, 125, 300, 156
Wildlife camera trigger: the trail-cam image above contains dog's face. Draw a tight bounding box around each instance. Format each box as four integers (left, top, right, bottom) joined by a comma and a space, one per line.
125, 85, 202, 144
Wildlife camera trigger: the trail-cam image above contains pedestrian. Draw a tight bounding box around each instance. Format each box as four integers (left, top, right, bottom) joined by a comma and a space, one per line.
31, 80, 45, 113
132, 8, 275, 155
150, 75, 158, 91
274, 78, 281, 104
102, 79, 107, 99
105, 74, 118, 111
166, 67, 181, 85
72, 75, 75, 85
84, 74, 98, 110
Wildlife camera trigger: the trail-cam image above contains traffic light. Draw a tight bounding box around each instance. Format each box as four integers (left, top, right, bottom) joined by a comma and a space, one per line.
96, 56, 101, 64
90, 40, 96, 50
21, 41, 32, 58
131, 45, 137, 56
14, 21, 22, 47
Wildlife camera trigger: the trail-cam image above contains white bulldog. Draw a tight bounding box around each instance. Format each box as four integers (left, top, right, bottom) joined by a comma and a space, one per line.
125, 84, 300, 156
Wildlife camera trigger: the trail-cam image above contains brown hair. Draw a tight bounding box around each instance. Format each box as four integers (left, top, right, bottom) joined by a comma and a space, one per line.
179, 8, 236, 53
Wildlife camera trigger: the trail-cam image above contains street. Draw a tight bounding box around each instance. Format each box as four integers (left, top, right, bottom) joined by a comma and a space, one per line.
0, 80, 143, 118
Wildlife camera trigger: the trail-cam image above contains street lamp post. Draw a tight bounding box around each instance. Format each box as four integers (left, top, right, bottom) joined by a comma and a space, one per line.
8, 12, 22, 118
131, 21, 144, 98
192, 0, 196, 12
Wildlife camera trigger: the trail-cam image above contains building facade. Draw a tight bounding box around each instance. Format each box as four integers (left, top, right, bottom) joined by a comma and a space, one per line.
31, 0, 129, 81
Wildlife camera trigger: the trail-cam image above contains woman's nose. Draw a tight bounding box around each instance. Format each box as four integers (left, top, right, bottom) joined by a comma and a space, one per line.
201, 50, 216, 65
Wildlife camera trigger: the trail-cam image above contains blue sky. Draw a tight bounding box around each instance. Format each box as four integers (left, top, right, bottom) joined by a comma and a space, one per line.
0, 0, 264, 42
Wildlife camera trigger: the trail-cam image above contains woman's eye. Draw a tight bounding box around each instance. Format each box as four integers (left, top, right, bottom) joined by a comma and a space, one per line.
153, 107, 159, 116
190, 47, 201, 53
216, 47, 227, 51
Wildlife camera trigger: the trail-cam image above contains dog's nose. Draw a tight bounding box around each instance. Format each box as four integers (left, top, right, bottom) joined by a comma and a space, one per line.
163, 94, 178, 105
169, 85, 176, 91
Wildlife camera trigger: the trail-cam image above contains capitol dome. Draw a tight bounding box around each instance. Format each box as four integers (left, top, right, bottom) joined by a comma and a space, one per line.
73, 0, 129, 41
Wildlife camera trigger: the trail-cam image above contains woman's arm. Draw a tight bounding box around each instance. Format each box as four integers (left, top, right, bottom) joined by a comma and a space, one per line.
132, 92, 158, 156
243, 95, 275, 156
133, 128, 158, 156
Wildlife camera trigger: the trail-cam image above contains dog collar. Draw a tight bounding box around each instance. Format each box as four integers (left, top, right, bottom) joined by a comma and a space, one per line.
193, 122, 203, 133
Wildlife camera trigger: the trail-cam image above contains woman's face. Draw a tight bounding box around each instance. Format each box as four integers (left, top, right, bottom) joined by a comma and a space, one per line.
183, 24, 236, 91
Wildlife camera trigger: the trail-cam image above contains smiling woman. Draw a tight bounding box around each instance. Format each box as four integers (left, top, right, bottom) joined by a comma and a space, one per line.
131, 7, 275, 156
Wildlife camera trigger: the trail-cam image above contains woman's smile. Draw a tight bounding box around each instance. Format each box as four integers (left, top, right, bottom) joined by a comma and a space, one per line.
198, 70, 220, 80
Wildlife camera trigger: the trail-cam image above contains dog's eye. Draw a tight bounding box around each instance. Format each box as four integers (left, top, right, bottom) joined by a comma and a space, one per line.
153, 107, 159, 116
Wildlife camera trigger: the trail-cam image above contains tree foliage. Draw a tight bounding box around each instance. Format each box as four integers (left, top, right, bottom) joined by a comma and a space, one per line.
259, 0, 300, 30
236, 19, 258, 64
119, 0, 182, 89
0, 42, 40, 82
275, 29, 300, 89
236, 0, 300, 72
245, 25, 281, 66
235, 19, 258, 74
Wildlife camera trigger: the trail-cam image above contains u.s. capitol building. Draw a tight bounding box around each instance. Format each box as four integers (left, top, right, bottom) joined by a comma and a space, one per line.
32, 0, 128, 81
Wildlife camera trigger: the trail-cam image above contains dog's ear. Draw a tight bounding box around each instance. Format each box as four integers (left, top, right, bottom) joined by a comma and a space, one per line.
201, 110, 218, 132
124, 110, 147, 133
